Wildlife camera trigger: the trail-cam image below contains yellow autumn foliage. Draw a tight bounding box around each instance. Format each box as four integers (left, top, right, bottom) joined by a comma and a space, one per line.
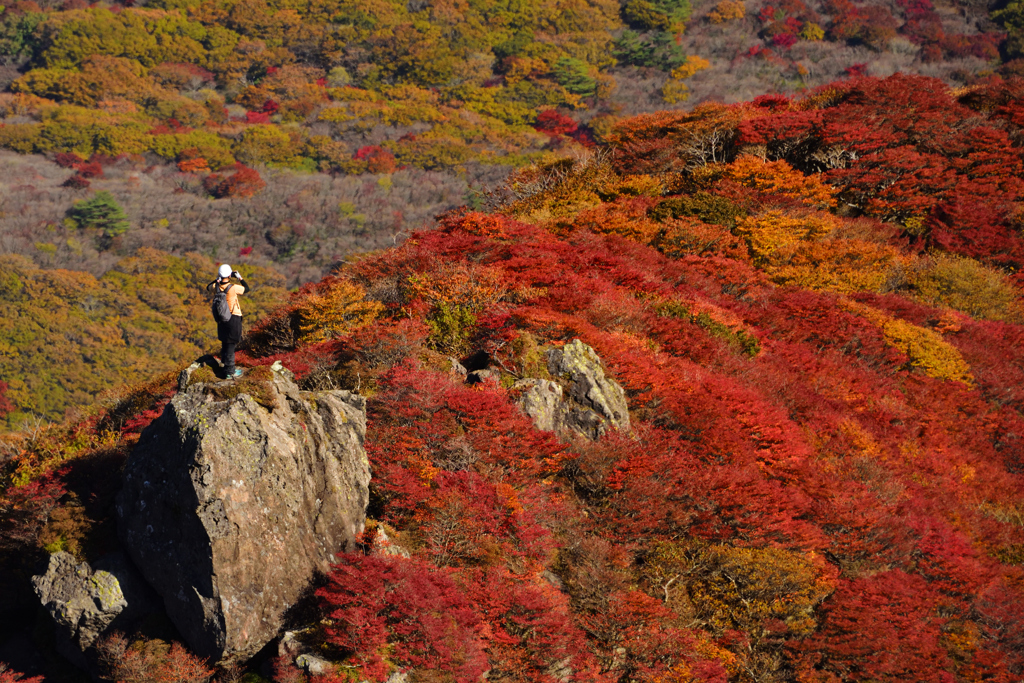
407, 262, 507, 311
294, 279, 383, 345
843, 300, 974, 385
734, 210, 837, 262
766, 239, 909, 293
911, 253, 1022, 322
640, 540, 837, 638
735, 210, 909, 293
880, 317, 974, 384
708, 0, 745, 22
670, 56, 712, 81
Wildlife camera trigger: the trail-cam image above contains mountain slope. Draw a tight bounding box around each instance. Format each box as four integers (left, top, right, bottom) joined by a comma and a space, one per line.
2, 73, 1024, 682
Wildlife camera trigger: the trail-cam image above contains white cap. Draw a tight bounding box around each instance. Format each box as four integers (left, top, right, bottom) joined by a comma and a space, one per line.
218, 264, 232, 278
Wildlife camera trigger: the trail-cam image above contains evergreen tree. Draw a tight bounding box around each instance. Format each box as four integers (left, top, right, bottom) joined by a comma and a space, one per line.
69, 191, 129, 238
552, 57, 598, 97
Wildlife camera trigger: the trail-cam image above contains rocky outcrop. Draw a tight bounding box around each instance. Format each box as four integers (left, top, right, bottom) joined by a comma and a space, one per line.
116, 365, 371, 663
515, 339, 630, 440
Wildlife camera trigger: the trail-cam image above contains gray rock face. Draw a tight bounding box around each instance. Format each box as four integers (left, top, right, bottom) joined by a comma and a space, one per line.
513, 379, 564, 433
516, 339, 630, 440
32, 552, 127, 663
117, 365, 371, 663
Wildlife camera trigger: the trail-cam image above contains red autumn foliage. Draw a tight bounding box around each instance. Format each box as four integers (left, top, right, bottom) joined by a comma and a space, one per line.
534, 109, 578, 137
61, 174, 90, 189
54, 151, 84, 168
203, 163, 266, 198
773, 32, 797, 48
0, 475, 66, 552
354, 146, 397, 174
789, 571, 956, 682
76, 161, 104, 179
0, 665, 43, 683
317, 554, 488, 683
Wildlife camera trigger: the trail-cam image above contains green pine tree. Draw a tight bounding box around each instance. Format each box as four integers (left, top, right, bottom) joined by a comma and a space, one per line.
69, 191, 130, 238
552, 57, 598, 97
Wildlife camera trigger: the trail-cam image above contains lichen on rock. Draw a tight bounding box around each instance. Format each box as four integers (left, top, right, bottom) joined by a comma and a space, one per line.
33, 552, 126, 661
515, 339, 630, 440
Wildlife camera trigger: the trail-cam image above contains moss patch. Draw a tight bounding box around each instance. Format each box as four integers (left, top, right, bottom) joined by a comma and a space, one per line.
205, 365, 277, 409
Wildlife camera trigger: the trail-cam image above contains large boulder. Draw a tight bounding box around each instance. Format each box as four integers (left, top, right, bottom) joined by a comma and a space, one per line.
516, 339, 630, 440
116, 365, 371, 663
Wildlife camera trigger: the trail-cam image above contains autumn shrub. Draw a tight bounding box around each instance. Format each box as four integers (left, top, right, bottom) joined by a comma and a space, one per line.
76, 160, 103, 178
649, 192, 746, 228
843, 300, 974, 383
0, 664, 43, 683
0, 123, 41, 154
659, 542, 837, 636
722, 154, 837, 208
571, 197, 661, 244
61, 174, 90, 189
912, 254, 1022, 322
708, 0, 745, 22
734, 210, 837, 263
789, 571, 955, 683
54, 152, 84, 168
534, 109, 578, 137
177, 158, 209, 173
0, 474, 66, 553
204, 164, 266, 199
653, 215, 749, 260
354, 146, 397, 175
426, 302, 478, 355
500, 153, 618, 222
95, 633, 214, 683
317, 553, 488, 683
408, 262, 507, 354
292, 278, 383, 345
765, 239, 908, 293
551, 536, 631, 614
348, 319, 430, 371
879, 317, 974, 384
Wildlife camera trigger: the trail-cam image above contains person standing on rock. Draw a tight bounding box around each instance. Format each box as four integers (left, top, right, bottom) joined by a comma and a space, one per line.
207, 264, 250, 378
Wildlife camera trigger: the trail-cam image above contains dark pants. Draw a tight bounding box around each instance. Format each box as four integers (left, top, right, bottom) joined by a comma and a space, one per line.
218, 315, 243, 376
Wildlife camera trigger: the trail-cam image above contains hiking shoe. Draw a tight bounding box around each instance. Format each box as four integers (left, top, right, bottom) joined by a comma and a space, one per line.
229, 367, 244, 379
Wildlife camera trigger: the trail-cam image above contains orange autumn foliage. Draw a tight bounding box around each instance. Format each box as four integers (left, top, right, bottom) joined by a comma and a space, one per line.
571, 197, 662, 244
723, 155, 837, 208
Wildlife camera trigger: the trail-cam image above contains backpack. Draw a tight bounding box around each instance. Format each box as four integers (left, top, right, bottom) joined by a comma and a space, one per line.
212, 284, 233, 323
